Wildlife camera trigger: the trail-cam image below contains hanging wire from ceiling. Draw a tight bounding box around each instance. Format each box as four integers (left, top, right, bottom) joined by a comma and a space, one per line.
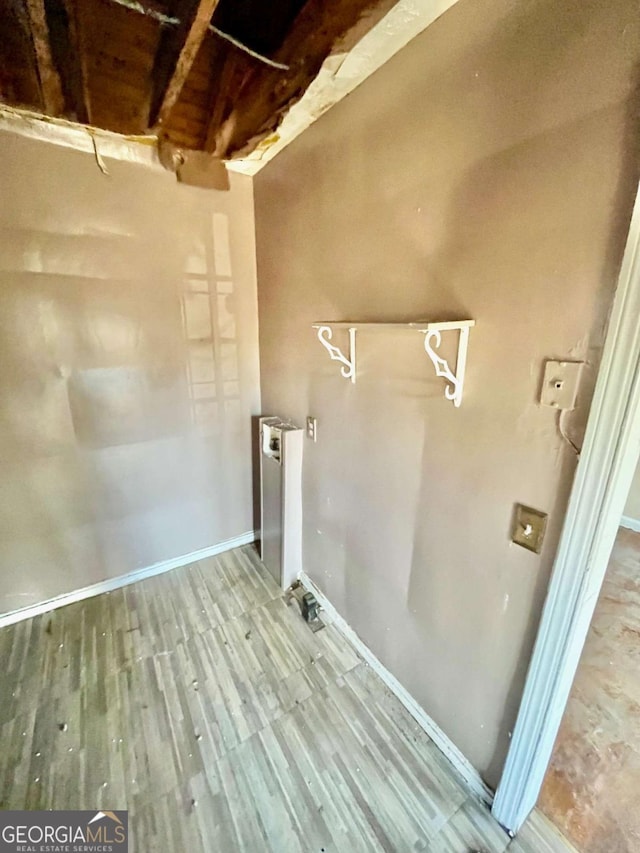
104, 0, 290, 70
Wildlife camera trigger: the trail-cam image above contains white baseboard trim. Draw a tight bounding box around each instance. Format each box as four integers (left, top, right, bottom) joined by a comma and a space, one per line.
620, 515, 640, 532
0, 531, 257, 629
298, 570, 494, 806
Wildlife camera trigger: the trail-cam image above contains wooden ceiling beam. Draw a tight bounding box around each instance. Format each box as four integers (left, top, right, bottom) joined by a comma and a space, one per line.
203, 48, 236, 152
62, 0, 92, 123
209, 0, 398, 158
47, 0, 91, 124
151, 0, 221, 129
24, 0, 65, 115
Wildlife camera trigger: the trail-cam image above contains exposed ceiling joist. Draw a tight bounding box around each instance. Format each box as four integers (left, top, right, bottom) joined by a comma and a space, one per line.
151, 0, 221, 128
208, 0, 399, 158
0, 0, 461, 178
61, 0, 91, 123
106, 0, 290, 71
24, 0, 64, 114
203, 48, 237, 152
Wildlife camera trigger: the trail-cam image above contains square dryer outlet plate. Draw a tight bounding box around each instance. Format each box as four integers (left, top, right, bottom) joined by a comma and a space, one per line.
512, 504, 548, 554
540, 360, 584, 410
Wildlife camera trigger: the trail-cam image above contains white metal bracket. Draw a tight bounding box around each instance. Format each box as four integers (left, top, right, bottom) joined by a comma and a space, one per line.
313, 325, 357, 383
311, 319, 474, 404
419, 321, 474, 408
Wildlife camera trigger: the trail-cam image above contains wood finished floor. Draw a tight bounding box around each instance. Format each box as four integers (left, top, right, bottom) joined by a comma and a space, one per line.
0, 545, 558, 852
539, 526, 640, 852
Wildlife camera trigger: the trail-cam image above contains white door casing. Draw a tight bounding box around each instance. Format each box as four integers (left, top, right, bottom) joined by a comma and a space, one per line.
493, 181, 640, 833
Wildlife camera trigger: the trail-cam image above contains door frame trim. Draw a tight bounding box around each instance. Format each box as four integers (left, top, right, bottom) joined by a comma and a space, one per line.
492, 182, 640, 833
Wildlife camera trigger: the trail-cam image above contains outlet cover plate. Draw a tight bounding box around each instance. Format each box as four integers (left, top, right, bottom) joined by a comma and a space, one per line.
306, 416, 317, 442
540, 360, 584, 410
512, 504, 548, 554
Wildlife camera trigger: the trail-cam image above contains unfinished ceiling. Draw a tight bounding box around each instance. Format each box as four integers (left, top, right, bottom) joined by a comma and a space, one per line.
0, 0, 458, 172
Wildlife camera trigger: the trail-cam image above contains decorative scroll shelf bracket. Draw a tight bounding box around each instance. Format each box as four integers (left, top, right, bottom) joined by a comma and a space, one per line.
313, 325, 357, 383
420, 321, 474, 407
311, 320, 475, 404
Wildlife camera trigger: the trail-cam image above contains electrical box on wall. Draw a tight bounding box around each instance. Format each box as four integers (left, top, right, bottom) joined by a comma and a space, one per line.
306, 417, 317, 442
540, 360, 584, 410
512, 504, 548, 554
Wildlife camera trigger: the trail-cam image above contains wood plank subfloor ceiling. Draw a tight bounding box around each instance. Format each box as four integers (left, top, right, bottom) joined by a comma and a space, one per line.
1, 545, 545, 852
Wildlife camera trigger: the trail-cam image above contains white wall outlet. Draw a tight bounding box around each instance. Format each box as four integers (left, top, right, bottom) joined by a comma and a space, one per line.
540, 360, 584, 410
306, 417, 317, 442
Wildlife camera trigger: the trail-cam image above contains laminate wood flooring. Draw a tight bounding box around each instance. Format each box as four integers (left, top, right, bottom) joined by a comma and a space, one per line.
0, 544, 557, 852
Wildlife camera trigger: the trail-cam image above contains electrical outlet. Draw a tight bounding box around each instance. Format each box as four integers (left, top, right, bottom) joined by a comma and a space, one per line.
512, 504, 548, 554
306, 417, 317, 442
540, 360, 584, 410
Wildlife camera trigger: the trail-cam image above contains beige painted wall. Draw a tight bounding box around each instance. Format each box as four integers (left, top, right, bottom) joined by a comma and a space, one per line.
623, 462, 640, 521
254, 0, 640, 788
0, 131, 260, 616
